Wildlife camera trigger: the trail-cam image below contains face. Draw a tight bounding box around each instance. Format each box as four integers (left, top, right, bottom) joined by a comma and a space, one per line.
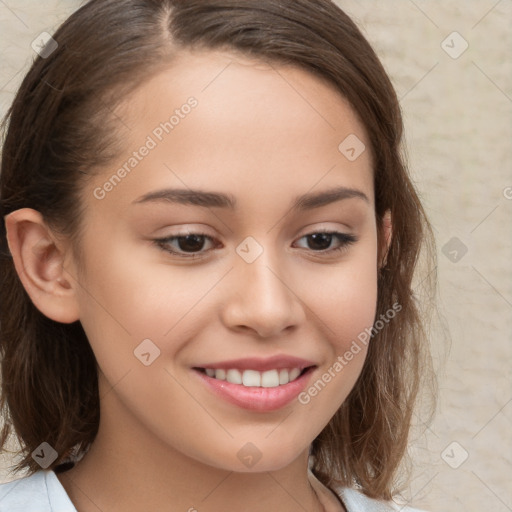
67, 49, 379, 472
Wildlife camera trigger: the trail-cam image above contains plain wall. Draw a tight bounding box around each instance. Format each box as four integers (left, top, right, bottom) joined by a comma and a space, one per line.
0, 1, 511, 511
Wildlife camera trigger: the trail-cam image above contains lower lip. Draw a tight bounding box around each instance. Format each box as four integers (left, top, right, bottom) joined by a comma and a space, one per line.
193, 368, 315, 412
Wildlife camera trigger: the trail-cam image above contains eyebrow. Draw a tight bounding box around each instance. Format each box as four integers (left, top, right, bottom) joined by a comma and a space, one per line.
133, 185, 369, 211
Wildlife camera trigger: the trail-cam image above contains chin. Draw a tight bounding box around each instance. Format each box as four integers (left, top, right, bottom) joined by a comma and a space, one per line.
198, 440, 308, 474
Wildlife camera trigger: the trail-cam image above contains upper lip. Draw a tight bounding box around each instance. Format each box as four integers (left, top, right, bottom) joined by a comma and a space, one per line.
194, 355, 317, 372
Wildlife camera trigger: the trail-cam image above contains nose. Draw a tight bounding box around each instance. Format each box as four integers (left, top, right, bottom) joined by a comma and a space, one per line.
220, 252, 306, 338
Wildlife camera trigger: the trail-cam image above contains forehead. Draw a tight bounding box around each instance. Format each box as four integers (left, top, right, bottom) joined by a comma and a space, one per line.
120, 48, 370, 143
85, 49, 373, 212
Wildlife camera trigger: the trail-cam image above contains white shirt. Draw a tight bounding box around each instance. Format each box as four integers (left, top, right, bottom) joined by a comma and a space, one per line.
0, 469, 427, 512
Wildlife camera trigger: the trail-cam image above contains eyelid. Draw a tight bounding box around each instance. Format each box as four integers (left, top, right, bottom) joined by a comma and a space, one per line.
153, 227, 358, 259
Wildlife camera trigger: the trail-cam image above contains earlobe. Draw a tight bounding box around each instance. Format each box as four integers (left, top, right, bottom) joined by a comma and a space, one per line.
4, 208, 80, 324
379, 210, 392, 270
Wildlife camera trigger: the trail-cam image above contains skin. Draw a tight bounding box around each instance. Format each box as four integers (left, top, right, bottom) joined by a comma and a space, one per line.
5, 50, 391, 512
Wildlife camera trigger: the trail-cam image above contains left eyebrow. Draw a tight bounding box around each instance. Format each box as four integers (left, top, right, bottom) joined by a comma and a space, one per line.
132, 185, 370, 210
291, 186, 370, 210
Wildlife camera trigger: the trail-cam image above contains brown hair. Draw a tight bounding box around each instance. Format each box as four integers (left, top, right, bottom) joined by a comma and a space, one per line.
0, 0, 436, 500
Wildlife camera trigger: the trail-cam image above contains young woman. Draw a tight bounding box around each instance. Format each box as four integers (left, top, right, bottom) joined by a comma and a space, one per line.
0, 1, 435, 510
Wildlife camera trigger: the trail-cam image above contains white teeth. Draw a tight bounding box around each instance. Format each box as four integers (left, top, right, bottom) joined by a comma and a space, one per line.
242, 370, 261, 387
226, 369, 242, 384
279, 369, 289, 385
289, 368, 301, 381
261, 369, 280, 388
214, 369, 226, 380
204, 367, 304, 387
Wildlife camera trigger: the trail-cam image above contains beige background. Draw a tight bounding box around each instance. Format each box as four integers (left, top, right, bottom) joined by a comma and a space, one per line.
0, 1, 511, 511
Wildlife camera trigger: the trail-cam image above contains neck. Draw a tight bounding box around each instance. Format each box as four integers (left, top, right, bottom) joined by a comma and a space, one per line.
57, 379, 326, 512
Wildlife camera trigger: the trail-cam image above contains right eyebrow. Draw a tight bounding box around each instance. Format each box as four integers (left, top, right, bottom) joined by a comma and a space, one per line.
133, 188, 235, 208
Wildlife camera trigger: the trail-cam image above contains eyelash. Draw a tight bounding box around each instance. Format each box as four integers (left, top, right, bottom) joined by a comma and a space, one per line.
153, 229, 358, 260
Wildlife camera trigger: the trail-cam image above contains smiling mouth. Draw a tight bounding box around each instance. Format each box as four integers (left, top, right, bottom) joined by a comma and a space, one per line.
193, 367, 314, 388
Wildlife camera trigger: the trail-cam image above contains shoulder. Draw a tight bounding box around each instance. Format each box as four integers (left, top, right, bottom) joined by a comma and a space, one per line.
0, 470, 76, 512
339, 487, 428, 512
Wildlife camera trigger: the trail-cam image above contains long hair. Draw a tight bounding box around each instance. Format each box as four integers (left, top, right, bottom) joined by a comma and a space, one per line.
0, 0, 436, 499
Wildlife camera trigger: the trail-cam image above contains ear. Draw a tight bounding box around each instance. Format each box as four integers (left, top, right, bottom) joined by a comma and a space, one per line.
378, 209, 392, 270
4, 208, 80, 323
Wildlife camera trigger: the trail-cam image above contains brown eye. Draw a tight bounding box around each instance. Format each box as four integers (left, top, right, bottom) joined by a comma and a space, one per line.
294, 231, 357, 253
154, 233, 217, 258
306, 233, 334, 250
175, 234, 207, 252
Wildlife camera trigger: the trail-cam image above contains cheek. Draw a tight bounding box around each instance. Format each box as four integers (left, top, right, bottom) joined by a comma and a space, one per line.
302, 245, 379, 350
75, 237, 208, 333
291, 242, 378, 417
72, 238, 227, 394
